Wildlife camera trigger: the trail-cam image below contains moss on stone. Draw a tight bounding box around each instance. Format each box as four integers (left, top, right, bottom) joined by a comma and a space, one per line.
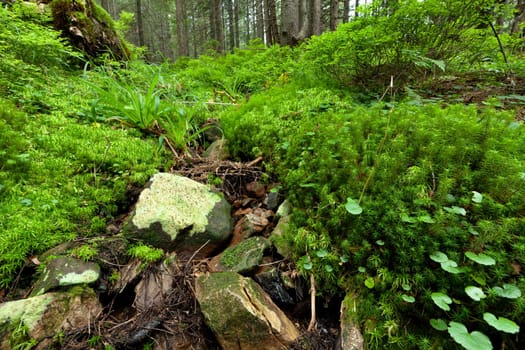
0, 294, 55, 331
219, 237, 270, 272
132, 173, 223, 239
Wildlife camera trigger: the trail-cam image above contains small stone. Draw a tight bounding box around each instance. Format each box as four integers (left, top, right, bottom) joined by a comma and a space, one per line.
203, 139, 230, 161
211, 237, 271, 274
265, 189, 281, 211
339, 293, 364, 350
232, 208, 273, 244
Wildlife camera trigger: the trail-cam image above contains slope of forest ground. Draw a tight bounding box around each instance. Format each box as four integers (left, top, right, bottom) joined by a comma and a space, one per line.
1, 1, 525, 349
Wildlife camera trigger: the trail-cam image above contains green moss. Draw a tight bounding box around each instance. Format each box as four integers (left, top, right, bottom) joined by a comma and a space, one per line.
219, 237, 270, 272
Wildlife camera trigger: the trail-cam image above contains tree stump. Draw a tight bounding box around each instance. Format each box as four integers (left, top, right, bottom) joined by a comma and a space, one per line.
50, 0, 130, 61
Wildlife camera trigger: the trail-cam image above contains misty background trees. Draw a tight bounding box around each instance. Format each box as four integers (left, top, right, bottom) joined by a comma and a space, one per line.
101, 0, 525, 62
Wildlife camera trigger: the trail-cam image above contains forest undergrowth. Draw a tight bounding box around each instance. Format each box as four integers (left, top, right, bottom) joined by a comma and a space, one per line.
1, 0, 525, 349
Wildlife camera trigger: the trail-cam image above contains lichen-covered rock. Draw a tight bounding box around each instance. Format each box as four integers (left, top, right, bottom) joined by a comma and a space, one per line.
125, 173, 232, 256
0, 286, 102, 349
30, 256, 100, 297
210, 236, 271, 273
195, 272, 300, 350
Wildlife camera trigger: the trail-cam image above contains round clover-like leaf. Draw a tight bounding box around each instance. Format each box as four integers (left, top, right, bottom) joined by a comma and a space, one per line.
345, 197, 362, 215
447, 322, 493, 350
303, 261, 313, 270
465, 252, 496, 266
492, 284, 522, 299
483, 313, 520, 334
444, 206, 467, 216
364, 277, 375, 289
316, 249, 328, 258
441, 260, 466, 274
431, 292, 452, 311
465, 286, 486, 301
430, 318, 448, 331
418, 214, 435, 223
430, 251, 449, 263
472, 191, 483, 203
401, 294, 415, 303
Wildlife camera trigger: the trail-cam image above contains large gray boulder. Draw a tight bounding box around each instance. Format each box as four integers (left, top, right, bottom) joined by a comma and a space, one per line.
195, 272, 300, 350
125, 173, 232, 256
0, 286, 102, 350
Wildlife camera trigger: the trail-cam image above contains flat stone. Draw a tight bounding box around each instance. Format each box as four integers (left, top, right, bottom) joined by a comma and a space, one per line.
30, 256, 100, 297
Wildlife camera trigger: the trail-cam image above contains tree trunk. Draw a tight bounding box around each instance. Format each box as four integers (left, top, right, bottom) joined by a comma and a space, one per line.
176, 0, 188, 56
226, 0, 235, 50
342, 0, 349, 22
210, 0, 224, 51
280, 0, 299, 45
246, 0, 252, 43
255, 0, 264, 40
296, 0, 310, 41
330, 0, 338, 30
265, 0, 279, 44
511, 1, 525, 35
136, 0, 144, 46
312, 0, 322, 35
234, 0, 240, 47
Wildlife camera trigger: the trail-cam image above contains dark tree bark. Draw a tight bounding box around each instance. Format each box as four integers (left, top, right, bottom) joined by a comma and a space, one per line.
265, 0, 279, 44
51, 0, 130, 61
234, 0, 240, 47
210, 0, 224, 51
226, 0, 235, 50
330, 0, 338, 30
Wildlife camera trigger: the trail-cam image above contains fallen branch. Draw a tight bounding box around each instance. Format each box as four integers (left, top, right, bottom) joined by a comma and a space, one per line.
307, 273, 317, 332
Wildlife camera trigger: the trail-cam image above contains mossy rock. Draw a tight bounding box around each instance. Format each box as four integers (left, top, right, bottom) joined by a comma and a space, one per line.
30, 256, 100, 297
0, 286, 102, 349
50, 0, 130, 61
124, 173, 232, 256
195, 272, 300, 349
218, 236, 271, 273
